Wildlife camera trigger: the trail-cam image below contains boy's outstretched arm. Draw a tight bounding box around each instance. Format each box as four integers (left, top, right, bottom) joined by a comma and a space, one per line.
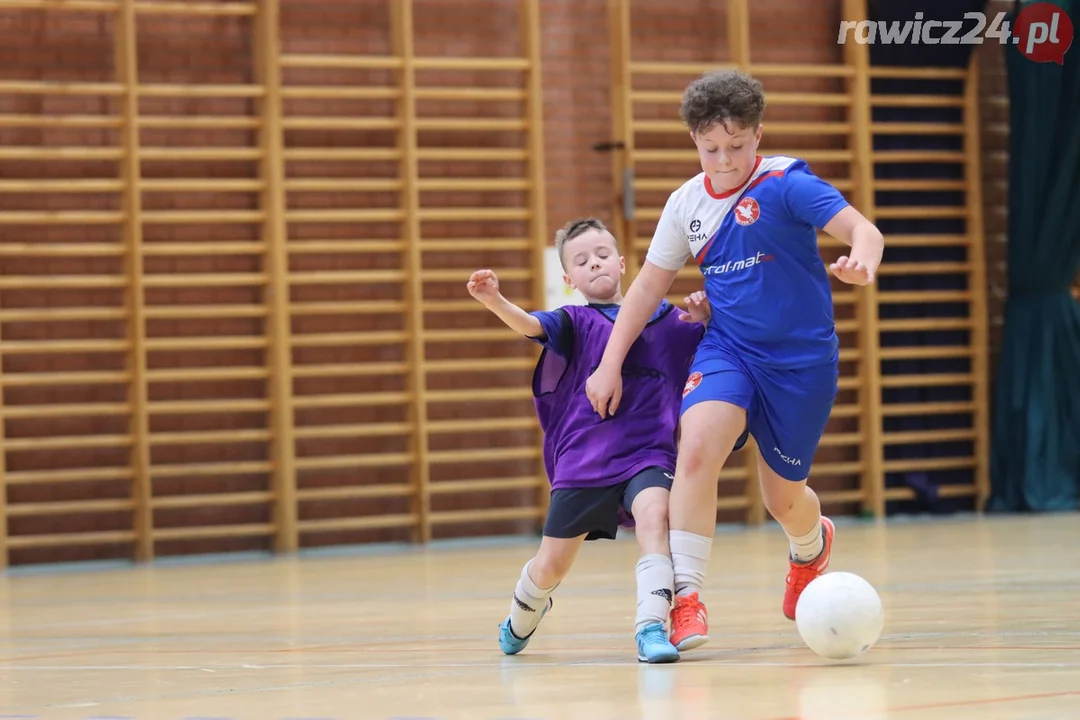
823, 205, 884, 285
467, 269, 544, 338
586, 260, 679, 418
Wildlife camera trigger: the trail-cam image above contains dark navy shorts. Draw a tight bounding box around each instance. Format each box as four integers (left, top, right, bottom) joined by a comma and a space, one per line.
681, 347, 838, 481
543, 466, 674, 541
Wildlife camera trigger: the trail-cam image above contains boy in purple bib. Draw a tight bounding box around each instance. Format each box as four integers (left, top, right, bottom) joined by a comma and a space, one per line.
467, 218, 709, 663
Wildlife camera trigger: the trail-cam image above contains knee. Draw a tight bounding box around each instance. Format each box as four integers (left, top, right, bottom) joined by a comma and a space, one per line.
530, 552, 573, 587
633, 497, 669, 538
761, 482, 812, 524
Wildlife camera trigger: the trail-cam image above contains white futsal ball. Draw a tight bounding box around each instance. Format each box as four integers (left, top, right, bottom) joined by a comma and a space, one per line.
795, 571, 883, 660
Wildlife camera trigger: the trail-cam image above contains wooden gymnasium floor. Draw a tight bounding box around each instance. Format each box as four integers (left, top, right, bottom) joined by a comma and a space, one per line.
1, 514, 1078, 720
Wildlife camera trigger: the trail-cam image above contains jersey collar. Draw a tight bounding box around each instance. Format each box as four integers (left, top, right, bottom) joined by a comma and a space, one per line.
703, 155, 763, 199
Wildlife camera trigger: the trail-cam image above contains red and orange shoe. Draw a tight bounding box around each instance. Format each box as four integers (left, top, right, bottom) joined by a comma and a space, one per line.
669, 592, 709, 651
783, 516, 835, 620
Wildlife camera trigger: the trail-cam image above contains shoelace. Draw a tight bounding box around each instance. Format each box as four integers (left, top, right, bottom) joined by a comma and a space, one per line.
786, 564, 818, 595
672, 597, 702, 627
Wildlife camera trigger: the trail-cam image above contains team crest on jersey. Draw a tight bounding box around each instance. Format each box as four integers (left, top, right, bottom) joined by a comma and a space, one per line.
734, 197, 760, 226
683, 371, 703, 398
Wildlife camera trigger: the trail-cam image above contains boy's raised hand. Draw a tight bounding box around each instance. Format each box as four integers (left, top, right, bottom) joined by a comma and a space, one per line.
679, 290, 710, 323
467, 269, 501, 305
829, 255, 876, 285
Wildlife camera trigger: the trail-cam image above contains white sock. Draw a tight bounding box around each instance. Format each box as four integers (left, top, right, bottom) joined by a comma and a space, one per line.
635, 553, 674, 634
670, 530, 712, 597
508, 560, 556, 639
788, 519, 824, 563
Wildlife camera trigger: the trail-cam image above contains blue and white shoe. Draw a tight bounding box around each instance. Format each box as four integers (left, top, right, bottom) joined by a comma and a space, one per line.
498, 598, 552, 655
636, 622, 680, 663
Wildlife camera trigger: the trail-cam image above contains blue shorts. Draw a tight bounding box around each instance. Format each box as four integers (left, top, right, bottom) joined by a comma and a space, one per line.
680, 348, 838, 481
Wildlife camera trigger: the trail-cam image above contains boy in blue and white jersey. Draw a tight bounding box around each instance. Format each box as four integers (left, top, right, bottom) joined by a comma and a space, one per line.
585, 69, 885, 651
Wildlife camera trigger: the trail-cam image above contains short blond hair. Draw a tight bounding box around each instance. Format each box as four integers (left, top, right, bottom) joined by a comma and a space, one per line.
554, 217, 609, 270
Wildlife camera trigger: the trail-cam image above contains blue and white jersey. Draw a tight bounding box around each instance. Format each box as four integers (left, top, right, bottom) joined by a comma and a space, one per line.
645, 155, 848, 369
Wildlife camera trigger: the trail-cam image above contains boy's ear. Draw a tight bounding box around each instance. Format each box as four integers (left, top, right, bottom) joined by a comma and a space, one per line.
619, 256, 626, 275
563, 273, 575, 289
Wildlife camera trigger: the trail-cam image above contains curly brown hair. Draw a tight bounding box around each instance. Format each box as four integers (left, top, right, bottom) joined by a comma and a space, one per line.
680, 69, 766, 136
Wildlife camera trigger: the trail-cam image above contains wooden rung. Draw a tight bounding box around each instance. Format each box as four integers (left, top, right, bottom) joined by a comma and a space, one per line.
761, 149, 854, 162
281, 86, 400, 99
0, 243, 123, 258
879, 317, 972, 331
150, 428, 271, 445
883, 457, 976, 473
143, 336, 266, 350
142, 272, 267, 288
283, 148, 400, 161
291, 361, 408, 378
878, 346, 973, 360
292, 421, 412, 439
282, 117, 400, 130
428, 506, 543, 525
4, 466, 131, 484
420, 237, 530, 250
146, 366, 268, 382
153, 524, 274, 540
288, 239, 403, 254
288, 270, 405, 285
828, 405, 862, 418
415, 87, 526, 101
834, 319, 860, 332
428, 476, 542, 494
883, 401, 975, 417
140, 147, 262, 161
285, 178, 402, 192
139, 115, 260, 129
0, 211, 124, 224
874, 207, 967, 220
881, 234, 968, 247
141, 210, 265, 224
0, 114, 121, 128
296, 484, 412, 501
144, 304, 267, 319
0, 306, 125, 322
424, 328, 520, 342
878, 290, 971, 303
871, 122, 965, 135
133, 1, 256, 16
291, 391, 411, 409
149, 398, 269, 413
0, 338, 128, 353
1, 402, 129, 419
0, 80, 122, 95
5, 530, 136, 549
427, 446, 540, 464
294, 452, 412, 470
279, 54, 403, 70
151, 491, 272, 509
869, 67, 967, 80
817, 432, 862, 447
1, 370, 128, 387
426, 416, 536, 433
289, 300, 406, 315
7, 498, 133, 516
880, 373, 974, 388
872, 150, 966, 163
878, 262, 971, 275
421, 299, 532, 314
151, 461, 272, 478
141, 179, 264, 193
142, 241, 265, 256
807, 461, 864, 475
0, 0, 117, 11
296, 514, 417, 532
837, 376, 860, 390
415, 118, 527, 131
417, 206, 529, 222
633, 149, 698, 163
871, 95, 965, 108
285, 209, 404, 223
885, 428, 976, 444
413, 56, 529, 70
417, 178, 529, 191
415, 148, 528, 161
426, 387, 533, 403
5, 434, 130, 451
816, 489, 867, 504
138, 83, 264, 97
0, 179, 123, 193
875, 179, 968, 191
